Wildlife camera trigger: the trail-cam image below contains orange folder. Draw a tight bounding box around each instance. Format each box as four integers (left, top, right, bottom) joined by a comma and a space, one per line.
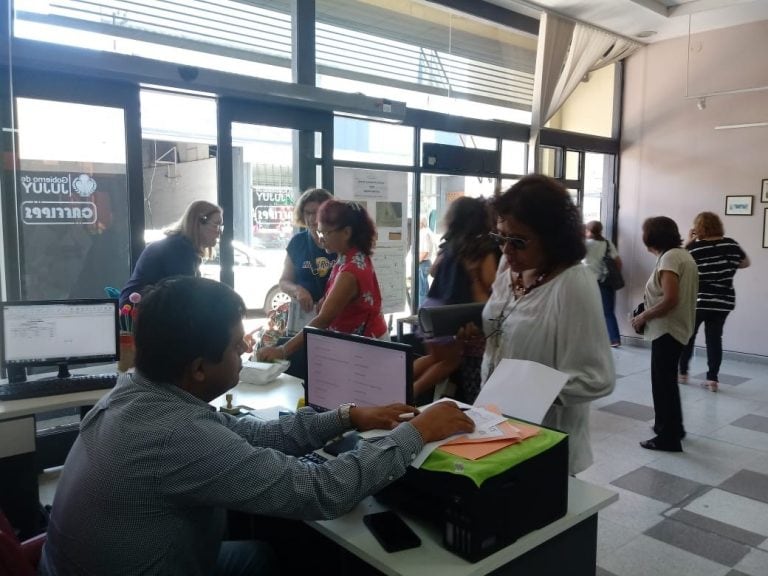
439, 419, 541, 461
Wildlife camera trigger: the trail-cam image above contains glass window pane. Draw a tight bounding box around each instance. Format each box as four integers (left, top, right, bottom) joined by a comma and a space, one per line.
583, 152, 615, 223
538, 147, 559, 178
14, 0, 292, 82
334, 117, 414, 166
316, 0, 535, 123
501, 140, 526, 175
16, 98, 130, 299
230, 123, 298, 313
499, 178, 519, 191
565, 150, 580, 181
422, 130, 496, 151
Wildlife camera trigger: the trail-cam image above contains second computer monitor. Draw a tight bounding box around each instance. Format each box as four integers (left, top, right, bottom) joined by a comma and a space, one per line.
303, 327, 413, 412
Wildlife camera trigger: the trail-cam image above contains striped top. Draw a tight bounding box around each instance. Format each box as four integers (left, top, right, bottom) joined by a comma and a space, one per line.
686, 237, 747, 312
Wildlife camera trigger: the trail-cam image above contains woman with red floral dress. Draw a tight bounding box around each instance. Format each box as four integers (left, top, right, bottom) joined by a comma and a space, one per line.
258, 199, 386, 362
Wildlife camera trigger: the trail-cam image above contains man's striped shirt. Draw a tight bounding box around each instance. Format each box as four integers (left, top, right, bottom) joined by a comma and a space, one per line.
686, 237, 746, 311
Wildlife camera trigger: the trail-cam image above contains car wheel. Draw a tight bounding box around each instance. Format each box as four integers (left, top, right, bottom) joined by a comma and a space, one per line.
264, 286, 291, 315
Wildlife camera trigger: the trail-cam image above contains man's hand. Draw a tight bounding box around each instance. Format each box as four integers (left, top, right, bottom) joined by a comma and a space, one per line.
409, 402, 475, 443
349, 404, 419, 431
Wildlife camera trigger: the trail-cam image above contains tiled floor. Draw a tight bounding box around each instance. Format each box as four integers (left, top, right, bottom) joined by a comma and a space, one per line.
584, 344, 768, 576
37, 343, 768, 575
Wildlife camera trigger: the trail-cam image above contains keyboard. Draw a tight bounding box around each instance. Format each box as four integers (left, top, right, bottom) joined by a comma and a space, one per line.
0, 373, 119, 401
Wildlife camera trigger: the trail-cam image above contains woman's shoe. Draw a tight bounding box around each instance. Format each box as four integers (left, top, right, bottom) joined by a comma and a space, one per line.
701, 380, 719, 392
640, 436, 683, 452
610, 341, 621, 348
678, 373, 688, 384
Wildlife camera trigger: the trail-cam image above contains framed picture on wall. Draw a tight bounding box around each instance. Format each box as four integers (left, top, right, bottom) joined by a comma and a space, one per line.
762, 179, 768, 202
764, 208, 768, 248
725, 195, 753, 216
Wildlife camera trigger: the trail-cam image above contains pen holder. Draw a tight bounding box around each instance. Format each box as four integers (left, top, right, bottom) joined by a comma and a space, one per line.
118, 332, 135, 373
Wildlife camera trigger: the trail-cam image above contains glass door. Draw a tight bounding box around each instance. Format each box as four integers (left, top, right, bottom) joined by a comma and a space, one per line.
217, 100, 333, 319
3, 71, 141, 301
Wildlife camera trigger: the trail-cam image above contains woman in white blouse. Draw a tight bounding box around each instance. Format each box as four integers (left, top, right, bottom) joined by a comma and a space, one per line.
481, 175, 615, 474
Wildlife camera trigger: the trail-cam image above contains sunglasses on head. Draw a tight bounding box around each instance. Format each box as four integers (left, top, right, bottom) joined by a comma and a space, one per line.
488, 232, 529, 250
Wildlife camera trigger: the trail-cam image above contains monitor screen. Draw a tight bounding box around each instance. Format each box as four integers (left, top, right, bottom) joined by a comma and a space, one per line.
304, 327, 413, 412
1, 299, 119, 373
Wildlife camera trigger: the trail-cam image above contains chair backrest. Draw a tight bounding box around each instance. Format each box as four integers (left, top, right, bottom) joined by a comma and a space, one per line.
0, 509, 42, 576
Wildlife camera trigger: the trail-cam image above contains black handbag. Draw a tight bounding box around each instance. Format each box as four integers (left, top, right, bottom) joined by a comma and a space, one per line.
600, 241, 625, 291
632, 302, 645, 334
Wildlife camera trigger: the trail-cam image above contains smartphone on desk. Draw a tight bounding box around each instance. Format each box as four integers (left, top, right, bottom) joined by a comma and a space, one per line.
363, 511, 421, 553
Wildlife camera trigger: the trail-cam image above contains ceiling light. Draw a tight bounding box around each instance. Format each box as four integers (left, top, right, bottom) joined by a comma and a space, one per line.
714, 122, 768, 130
636, 30, 657, 38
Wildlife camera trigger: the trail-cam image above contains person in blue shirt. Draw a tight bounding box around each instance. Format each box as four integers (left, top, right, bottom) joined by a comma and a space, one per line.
119, 200, 222, 307
278, 188, 337, 330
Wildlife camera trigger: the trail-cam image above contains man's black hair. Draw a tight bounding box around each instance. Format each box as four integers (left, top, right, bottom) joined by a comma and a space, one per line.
134, 276, 246, 383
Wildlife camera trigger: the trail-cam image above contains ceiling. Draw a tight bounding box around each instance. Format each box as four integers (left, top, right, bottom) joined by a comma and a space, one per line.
487, 0, 768, 43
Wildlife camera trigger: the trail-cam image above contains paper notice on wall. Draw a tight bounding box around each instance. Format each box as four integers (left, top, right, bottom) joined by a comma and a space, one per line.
371, 244, 406, 314
335, 167, 408, 314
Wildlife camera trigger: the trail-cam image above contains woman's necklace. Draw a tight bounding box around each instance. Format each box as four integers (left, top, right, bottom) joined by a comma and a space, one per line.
511, 270, 548, 300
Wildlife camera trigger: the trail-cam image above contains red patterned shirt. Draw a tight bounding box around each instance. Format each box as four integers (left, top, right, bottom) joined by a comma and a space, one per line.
326, 249, 387, 338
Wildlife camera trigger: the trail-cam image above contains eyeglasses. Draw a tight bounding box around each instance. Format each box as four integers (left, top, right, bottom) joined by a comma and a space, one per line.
200, 216, 223, 231
316, 228, 339, 241
488, 232, 529, 250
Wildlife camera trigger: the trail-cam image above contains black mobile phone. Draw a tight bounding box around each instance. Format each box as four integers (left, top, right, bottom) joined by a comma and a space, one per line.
363, 511, 421, 553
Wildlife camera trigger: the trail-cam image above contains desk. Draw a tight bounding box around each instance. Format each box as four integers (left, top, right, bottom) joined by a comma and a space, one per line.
226, 377, 617, 576
0, 367, 116, 537
310, 478, 617, 576
0, 371, 304, 537
2, 373, 617, 576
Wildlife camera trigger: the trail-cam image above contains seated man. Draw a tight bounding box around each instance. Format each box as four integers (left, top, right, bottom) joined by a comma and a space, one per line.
39, 276, 473, 576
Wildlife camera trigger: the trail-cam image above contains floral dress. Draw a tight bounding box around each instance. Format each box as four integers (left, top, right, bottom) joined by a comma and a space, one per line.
326, 249, 387, 338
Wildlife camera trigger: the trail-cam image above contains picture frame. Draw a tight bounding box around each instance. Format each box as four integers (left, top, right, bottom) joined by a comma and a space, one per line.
764, 208, 768, 248
762, 179, 768, 203
725, 195, 753, 216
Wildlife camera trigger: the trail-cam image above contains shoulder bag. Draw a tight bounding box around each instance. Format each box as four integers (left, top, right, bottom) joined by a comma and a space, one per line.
600, 240, 625, 291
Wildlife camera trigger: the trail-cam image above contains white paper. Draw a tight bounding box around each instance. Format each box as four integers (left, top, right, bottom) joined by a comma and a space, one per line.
409, 399, 507, 468
473, 359, 569, 424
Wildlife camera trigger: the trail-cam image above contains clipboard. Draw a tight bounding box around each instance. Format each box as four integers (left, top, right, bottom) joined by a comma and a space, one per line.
418, 302, 484, 337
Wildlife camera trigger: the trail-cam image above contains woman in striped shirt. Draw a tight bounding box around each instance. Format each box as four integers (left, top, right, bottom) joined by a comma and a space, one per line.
678, 212, 750, 392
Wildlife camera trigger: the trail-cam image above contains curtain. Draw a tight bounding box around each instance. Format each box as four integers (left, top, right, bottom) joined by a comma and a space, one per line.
531, 13, 642, 130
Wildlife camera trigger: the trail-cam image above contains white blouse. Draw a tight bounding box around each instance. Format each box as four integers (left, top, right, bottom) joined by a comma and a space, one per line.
481, 262, 615, 474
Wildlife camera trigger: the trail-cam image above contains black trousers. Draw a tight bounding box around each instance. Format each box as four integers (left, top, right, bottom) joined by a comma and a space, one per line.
679, 309, 729, 382
651, 333, 685, 441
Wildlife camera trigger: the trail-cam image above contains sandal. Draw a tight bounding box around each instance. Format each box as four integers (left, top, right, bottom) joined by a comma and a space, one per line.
701, 380, 719, 392
678, 374, 688, 384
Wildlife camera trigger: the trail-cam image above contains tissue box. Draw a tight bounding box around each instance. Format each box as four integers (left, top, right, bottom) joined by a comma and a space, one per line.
239, 360, 290, 385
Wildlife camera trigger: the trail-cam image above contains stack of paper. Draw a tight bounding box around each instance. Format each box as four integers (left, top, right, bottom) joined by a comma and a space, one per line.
439, 418, 540, 460
434, 359, 570, 462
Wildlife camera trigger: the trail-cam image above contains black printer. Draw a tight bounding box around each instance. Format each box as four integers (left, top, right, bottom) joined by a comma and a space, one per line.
376, 424, 569, 562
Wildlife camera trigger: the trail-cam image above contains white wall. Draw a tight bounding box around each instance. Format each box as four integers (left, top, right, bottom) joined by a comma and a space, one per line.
619, 20, 768, 357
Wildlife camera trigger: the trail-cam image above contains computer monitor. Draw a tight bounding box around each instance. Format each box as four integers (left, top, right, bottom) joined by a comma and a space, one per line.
303, 327, 413, 412
1, 299, 119, 383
